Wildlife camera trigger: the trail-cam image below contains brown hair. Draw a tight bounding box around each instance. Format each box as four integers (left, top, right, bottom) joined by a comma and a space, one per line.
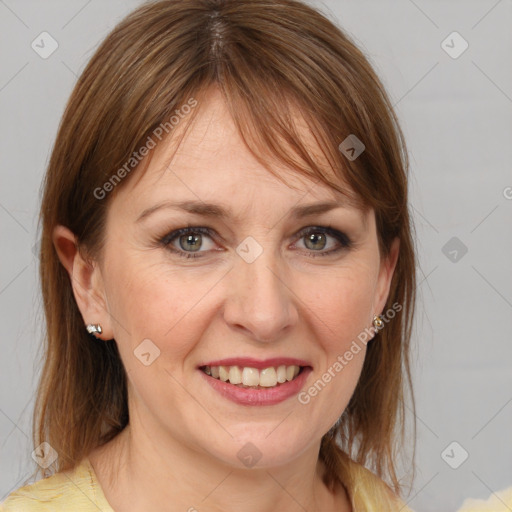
34, 0, 416, 502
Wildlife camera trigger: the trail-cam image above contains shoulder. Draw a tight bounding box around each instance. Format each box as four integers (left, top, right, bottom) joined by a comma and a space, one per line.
344, 458, 413, 511
0, 457, 113, 512
456, 486, 512, 512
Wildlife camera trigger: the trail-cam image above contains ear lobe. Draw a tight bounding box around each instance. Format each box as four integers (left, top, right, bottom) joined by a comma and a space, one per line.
52, 225, 114, 340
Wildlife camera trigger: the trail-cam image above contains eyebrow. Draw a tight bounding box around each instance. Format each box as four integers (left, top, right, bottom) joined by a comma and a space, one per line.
136, 200, 353, 223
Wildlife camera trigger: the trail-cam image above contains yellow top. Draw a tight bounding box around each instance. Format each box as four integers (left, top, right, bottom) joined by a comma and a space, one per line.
0, 458, 114, 512
456, 487, 512, 512
1, 456, 510, 511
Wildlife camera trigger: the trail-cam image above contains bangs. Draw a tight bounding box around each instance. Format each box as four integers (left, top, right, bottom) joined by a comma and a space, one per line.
104, 0, 390, 216
128, 77, 369, 215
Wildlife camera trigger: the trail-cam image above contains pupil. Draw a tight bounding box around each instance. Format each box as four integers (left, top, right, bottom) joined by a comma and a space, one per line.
305, 232, 326, 250
179, 233, 202, 251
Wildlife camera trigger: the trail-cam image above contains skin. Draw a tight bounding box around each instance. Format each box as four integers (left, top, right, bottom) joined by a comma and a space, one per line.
54, 87, 399, 512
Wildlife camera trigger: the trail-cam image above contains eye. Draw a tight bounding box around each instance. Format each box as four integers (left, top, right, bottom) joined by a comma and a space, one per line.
294, 226, 351, 256
160, 227, 218, 258
159, 225, 352, 260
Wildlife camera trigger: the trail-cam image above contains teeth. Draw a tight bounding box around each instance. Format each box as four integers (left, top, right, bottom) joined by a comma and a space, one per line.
219, 366, 229, 382
276, 365, 287, 383
228, 366, 242, 384
203, 364, 302, 388
242, 367, 260, 386
259, 367, 277, 387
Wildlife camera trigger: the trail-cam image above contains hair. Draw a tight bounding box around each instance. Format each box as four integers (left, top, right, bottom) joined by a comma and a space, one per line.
33, 0, 417, 506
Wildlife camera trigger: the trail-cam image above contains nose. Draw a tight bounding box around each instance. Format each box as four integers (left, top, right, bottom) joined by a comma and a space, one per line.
222, 252, 298, 343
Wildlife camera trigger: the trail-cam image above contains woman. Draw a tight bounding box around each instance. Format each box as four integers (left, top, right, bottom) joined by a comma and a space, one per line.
2, 0, 419, 509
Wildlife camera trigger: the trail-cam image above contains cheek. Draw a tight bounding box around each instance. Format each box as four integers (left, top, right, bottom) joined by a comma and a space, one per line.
299, 263, 377, 350
103, 251, 223, 366
294, 271, 374, 429
293, 261, 377, 410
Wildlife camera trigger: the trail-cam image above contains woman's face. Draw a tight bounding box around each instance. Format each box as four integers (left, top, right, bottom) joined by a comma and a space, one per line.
84, 88, 398, 469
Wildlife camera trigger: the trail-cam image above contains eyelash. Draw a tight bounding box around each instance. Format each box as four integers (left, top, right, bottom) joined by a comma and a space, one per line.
159, 226, 352, 260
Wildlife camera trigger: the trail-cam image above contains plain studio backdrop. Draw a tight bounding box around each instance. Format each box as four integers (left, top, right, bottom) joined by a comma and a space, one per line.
0, 1, 511, 511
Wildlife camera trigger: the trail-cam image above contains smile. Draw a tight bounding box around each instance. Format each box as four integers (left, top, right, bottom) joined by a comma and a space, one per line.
200, 364, 302, 389
198, 358, 312, 406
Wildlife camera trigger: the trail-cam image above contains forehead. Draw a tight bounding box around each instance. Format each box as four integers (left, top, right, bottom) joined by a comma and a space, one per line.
111, 88, 363, 216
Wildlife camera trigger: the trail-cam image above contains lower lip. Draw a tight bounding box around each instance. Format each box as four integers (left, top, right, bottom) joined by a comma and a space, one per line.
200, 368, 312, 406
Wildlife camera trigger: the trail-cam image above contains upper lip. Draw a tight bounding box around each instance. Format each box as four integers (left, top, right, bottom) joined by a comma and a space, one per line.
199, 357, 312, 370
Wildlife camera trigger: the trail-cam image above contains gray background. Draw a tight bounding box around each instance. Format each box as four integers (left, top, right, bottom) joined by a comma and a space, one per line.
1, 1, 511, 511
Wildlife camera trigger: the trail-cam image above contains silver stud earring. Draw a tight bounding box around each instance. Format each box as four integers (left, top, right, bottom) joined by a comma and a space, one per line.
372, 315, 384, 331
86, 324, 103, 337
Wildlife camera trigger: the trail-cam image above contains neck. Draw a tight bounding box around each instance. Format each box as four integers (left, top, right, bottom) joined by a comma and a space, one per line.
91, 421, 348, 512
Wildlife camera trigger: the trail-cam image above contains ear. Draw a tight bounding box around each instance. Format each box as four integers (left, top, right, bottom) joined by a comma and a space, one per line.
373, 237, 400, 316
52, 225, 114, 340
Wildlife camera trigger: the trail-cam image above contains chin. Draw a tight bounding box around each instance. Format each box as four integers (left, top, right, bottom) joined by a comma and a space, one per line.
201, 427, 317, 470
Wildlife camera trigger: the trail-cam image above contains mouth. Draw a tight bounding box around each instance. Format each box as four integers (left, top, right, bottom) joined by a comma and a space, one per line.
198, 358, 312, 406
199, 364, 306, 389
